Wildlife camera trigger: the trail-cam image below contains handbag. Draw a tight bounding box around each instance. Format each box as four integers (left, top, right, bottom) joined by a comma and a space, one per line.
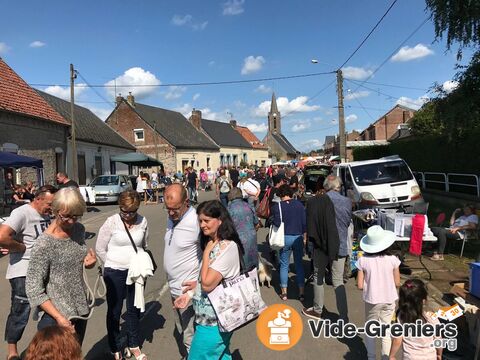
122, 219, 158, 273
256, 187, 271, 219
208, 245, 267, 332
269, 202, 285, 250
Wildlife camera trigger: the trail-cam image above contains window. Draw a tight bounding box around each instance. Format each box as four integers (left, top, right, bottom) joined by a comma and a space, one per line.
134, 129, 144, 141
350, 160, 413, 186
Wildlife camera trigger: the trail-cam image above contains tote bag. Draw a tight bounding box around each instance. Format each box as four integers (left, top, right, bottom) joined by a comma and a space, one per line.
269, 202, 285, 251
208, 251, 267, 332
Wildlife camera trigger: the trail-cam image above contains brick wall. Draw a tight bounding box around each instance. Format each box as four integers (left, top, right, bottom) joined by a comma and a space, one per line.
106, 102, 177, 171
0, 112, 68, 185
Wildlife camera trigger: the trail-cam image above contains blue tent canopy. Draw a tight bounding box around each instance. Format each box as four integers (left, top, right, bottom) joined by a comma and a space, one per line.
0, 151, 43, 168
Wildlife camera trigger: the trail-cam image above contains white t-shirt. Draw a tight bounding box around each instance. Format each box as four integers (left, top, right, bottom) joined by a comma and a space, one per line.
163, 207, 201, 297
95, 214, 148, 270
452, 214, 478, 239
4, 204, 51, 279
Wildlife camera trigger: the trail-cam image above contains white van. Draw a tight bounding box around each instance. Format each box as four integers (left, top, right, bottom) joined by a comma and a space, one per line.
332, 156, 423, 209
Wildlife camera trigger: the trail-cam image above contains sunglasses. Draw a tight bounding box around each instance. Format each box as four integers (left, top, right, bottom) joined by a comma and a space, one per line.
58, 213, 82, 222
120, 209, 138, 216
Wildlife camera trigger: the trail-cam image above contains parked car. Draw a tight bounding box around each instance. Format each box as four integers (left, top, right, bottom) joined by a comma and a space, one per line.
299, 163, 332, 203
89, 175, 132, 203
332, 155, 423, 209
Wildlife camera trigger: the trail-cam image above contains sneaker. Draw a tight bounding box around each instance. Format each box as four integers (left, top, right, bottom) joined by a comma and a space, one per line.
302, 307, 322, 320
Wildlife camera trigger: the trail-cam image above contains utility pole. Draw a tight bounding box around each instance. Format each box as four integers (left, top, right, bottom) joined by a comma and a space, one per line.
336, 69, 346, 161
70, 64, 78, 183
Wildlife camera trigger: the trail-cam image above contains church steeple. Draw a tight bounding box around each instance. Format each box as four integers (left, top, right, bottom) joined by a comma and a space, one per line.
268, 92, 281, 134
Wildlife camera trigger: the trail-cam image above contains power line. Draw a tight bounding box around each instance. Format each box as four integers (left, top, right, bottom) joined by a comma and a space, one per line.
350, 17, 430, 92
338, 0, 398, 69
347, 79, 428, 91
352, 95, 376, 122
29, 70, 335, 89
76, 71, 115, 107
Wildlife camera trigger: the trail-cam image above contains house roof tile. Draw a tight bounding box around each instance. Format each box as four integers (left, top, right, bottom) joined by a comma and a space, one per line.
235, 125, 267, 149
0, 58, 69, 125
131, 102, 219, 150
36, 90, 135, 150
201, 119, 252, 148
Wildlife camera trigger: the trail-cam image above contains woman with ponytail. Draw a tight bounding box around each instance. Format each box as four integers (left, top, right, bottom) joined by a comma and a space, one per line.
389, 279, 442, 360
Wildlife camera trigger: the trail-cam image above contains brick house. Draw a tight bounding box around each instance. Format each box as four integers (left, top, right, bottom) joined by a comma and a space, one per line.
0, 58, 70, 188
106, 95, 219, 173
357, 104, 415, 141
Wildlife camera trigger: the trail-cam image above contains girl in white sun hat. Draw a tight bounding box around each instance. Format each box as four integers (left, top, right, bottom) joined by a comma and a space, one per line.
356, 225, 401, 360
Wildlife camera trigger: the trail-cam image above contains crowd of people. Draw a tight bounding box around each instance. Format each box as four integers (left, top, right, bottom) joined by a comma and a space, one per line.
0, 164, 473, 359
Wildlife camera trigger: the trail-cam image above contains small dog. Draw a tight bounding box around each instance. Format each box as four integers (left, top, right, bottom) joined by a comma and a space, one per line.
257, 255, 273, 288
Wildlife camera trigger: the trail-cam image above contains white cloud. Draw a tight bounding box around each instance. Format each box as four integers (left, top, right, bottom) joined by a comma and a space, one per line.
442, 80, 459, 93
331, 118, 338, 125
246, 123, 268, 133
175, 103, 219, 120
391, 43, 434, 62
342, 66, 374, 80
172, 14, 192, 26
0, 42, 10, 55
43, 83, 87, 100
396, 95, 429, 110
345, 114, 358, 123
253, 96, 321, 117
345, 90, 370, 101
105, 67, 160, 100
164, 86, 187, 100
222, 0, 245, 15
87, 106, 113, 121
241, 55, 265, 75
171, 14, 208, 31
29, 41, 46, 48
193, 93, 200, 101
255, 84, 272, 93
234, 100, 246, 108
300, 139, 323, 152
208, 60, 216, 67
291, 121, 311, 132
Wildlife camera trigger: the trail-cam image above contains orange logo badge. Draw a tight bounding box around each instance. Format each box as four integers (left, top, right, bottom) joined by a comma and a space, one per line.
256, 304, 303, 351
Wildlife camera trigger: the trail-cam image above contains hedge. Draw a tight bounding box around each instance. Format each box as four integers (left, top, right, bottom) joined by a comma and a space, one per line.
352, 132, 480, 174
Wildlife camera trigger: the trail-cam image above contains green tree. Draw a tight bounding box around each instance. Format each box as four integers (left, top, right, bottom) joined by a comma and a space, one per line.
409, 100, 443, 136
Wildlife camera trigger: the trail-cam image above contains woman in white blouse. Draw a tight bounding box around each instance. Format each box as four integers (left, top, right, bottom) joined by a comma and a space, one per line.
96, 190, 149, 360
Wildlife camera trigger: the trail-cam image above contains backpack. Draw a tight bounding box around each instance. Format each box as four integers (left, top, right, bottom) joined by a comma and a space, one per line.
219, 178, 231, 193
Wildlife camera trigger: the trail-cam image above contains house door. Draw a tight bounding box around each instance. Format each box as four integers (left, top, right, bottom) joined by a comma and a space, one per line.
182, 160, 188, 172
95, 156, 103, 176
78, 154, 86, 185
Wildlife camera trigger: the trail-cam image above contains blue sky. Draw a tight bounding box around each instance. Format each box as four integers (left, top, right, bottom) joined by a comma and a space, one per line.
0, 0, 473, 152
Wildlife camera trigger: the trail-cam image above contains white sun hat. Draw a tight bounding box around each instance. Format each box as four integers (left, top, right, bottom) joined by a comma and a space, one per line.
360, 225, 396, 253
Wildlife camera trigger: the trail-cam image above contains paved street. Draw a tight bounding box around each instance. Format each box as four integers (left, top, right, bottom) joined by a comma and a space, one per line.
0, 191, 370, 359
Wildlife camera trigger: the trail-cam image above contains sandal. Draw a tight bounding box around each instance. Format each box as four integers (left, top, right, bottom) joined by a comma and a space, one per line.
280, 293, 288, 301
430, 254, 444, 261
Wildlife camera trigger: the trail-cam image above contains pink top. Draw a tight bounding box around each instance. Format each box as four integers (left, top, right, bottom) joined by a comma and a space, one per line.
401, 312, 439, 360
356, 255, 401, 304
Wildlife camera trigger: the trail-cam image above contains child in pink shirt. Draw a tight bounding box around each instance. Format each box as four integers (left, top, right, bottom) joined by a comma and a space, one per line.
356, 225, 401, 360
389, 279, 442, 360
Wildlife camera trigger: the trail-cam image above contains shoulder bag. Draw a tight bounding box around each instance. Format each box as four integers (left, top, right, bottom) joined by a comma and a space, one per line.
122, 220, 157, 273
269, 202, 285, 250
256, 187, 271, 219
207, 244, 267, 332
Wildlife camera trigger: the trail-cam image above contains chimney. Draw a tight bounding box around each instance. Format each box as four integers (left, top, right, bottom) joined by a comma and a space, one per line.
230, 119, 237, 128
189, 108, 202, 130
127, 92, 135, 107
115, 93, 123, 106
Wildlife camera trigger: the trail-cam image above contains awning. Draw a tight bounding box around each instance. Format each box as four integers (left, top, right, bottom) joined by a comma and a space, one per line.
110, 152, 163, 167
0, 151, 43, 168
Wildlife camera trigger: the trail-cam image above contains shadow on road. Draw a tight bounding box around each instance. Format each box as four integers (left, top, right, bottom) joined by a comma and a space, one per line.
84, 301, 165, 360
87, 207, 101, 213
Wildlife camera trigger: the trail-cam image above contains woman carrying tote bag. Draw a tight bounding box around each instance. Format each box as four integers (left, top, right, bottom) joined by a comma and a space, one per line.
270, 184, 307, 302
